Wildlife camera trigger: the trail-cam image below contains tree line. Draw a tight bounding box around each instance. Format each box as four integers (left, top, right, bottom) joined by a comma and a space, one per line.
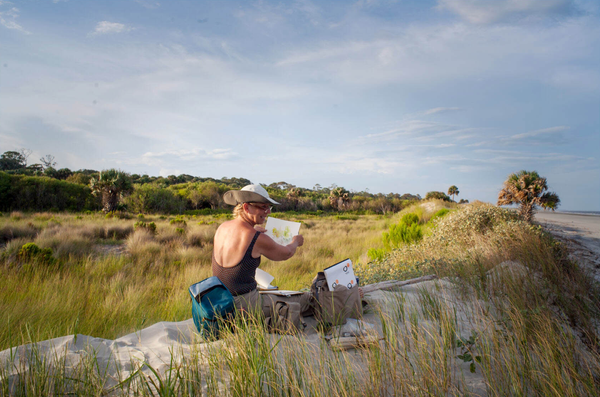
0, 150, 471, 214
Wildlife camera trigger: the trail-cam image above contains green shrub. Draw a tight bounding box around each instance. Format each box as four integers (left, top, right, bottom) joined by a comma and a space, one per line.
17, 242, 54, 263
367, 248, 387, 262
400, 213, 420, 226
431, 208, 450, 221
134, 221, 157, 234
0, 171, 99, 212
169, 217, 187, 226
383, 222, 423, 250
123, 183, 186, 214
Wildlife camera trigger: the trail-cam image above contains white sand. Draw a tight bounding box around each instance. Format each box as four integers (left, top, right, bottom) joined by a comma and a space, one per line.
0, 278, 489, 395
534, 210, 600, 280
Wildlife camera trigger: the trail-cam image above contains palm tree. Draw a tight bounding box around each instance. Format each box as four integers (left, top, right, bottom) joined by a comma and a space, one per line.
329, 187, 350, 211
90, 169, 134, 213
448, 185, 459, 202
497, 170, 560, 223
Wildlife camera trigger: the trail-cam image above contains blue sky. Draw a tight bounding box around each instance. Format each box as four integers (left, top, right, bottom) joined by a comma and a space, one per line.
1, 0, 598, 210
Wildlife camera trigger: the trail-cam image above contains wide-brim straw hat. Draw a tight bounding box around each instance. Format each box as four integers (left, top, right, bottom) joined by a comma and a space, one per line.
223, 184, 280, 206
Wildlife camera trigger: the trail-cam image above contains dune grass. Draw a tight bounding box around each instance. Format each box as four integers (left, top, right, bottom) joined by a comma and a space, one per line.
1, 204, 599, 396
0, 211, 389, 351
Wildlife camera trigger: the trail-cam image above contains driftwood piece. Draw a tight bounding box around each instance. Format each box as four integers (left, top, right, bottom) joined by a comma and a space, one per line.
326, 334, 381, 351
361, 275, 438, 294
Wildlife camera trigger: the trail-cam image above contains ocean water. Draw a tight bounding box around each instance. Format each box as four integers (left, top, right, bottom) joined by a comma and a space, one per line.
554, 210, 600, 216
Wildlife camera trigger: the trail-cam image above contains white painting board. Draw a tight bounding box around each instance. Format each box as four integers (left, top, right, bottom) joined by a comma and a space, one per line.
265, 217, 301, 246
323, 258, 357, 290
255, 268, 275, 289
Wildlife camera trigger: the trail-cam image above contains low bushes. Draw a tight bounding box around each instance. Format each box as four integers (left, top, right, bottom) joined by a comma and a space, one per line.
0, 172, 100, 212
17, 243, 53, 264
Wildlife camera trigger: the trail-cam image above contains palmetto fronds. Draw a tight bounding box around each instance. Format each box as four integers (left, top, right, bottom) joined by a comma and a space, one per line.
89, 169, 134, 213
497, 170, 560, 222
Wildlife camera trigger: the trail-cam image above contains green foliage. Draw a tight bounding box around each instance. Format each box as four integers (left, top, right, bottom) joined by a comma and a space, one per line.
90, 169, 134, 213
367, 248, 386, 262
431, 208, 450, 221
497, 170, 560, 223
169, 216, 187, 226
455, 332, 481, 374
17, 243, 54, 264
0, 151, 27, 171
383, 222, 423, 250
124, 183, 186, 214
134, 221, 157, 234
425, 191, 451, 201
400, 213, 420, 226
447, 185, 459, 201
0, 172, 99, 212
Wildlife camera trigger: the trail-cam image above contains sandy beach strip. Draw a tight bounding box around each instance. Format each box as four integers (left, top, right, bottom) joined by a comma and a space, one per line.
534, 210, 600, 280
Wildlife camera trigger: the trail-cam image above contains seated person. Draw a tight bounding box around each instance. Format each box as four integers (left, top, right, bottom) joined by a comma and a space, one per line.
212, 184, 311, 316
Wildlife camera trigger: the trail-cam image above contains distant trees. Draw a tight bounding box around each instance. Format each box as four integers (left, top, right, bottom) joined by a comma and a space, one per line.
0, 151, 27, 171
329, 187, 351, 210
448, 185, 459, 201
90, 169, 134, 213
39, 154, 57, 170
497, 170, 560, 223
425, 191, 451, 202
0, 149, 425, 214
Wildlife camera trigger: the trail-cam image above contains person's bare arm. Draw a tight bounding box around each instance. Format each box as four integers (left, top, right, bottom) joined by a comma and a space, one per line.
255, 234, 304, 261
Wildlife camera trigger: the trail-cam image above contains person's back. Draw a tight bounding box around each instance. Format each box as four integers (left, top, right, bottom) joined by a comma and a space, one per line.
213, 219, 259, 268
212, 219, 262, 297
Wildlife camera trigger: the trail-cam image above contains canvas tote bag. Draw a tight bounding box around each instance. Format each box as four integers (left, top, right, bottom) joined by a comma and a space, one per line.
311, 271, 362, 326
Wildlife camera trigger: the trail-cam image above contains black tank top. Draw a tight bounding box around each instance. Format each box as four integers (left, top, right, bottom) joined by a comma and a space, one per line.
212, 231, 261, 296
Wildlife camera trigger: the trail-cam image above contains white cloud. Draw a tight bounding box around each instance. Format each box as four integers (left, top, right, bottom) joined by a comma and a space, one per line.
423, 107, 463, 115
141, 148, 238, 164
437, 0, 575, 24
509, 126, 569, 140
274, 18, 599, 92
0, 6, 29, 33
91, 21, 133, 35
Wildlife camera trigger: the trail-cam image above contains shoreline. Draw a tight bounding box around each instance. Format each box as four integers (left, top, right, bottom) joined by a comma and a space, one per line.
534, 210, 600, 281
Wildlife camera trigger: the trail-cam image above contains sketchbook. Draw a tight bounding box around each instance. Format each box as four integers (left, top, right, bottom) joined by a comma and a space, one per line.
323, 258, 358, 291
265, 217, 301, 246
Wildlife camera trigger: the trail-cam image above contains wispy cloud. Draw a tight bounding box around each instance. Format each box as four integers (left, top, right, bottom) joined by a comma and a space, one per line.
0, 5, 29, 33
509, 125, 569, 140
91, 21, 133, 35
141, 148, 238, 163
423, 107, 463, 115
468, 126, 571, 147
437, 0, 576, 24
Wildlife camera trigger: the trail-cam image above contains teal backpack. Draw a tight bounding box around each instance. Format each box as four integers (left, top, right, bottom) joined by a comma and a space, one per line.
189, 277, 235, 339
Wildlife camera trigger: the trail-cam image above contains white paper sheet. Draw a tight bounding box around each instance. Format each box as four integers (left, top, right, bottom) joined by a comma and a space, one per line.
323, 258, 357, 290
265, 217, 301, 246
255, 268, 275, 289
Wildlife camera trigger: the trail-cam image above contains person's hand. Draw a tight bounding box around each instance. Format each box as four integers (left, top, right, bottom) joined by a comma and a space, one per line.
254, 225, 267, 233
292, 234, 304, 247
